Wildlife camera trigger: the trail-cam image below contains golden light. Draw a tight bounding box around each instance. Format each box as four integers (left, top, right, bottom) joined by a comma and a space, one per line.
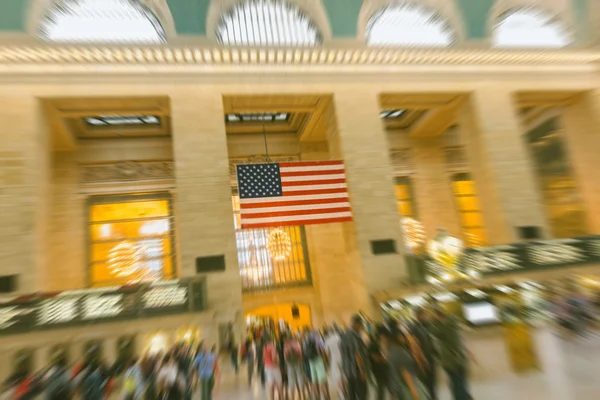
108, 241, 142, 278
466, 232, 483, 248
400, 217, 426, 253
267, 228, 292, 261
428, 228, 464, 281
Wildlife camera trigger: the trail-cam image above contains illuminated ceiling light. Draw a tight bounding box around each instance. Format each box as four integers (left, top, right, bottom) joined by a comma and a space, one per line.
216, 0, 322, 47
108, 241, 142, 278
400, 217, 426, 254
366, 3, 456, 47
428, 228, 464, 269
226, 112, 289, 123
38, 0, 166, 44
85, 115, 161, 127
267, 228, 292, 261
493, 7, 572, 49
380, 109, 406, 119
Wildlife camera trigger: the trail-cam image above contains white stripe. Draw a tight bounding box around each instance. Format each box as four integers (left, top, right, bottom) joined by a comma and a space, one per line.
240, 202, 351, 214
240, 192, 349, 204
281, 174, 346, 182
280, 164, 345, 173
242, 211, 353, 224
283, 183, 347, 192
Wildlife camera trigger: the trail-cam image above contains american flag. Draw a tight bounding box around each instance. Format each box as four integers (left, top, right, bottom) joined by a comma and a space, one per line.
236, 160, 353, 229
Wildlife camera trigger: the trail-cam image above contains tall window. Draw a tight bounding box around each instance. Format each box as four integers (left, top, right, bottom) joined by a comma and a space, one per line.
492, 7, 572, 48
394, 177, 417, 218
216, 0, 322, 46
38, 0, 166, 44
232, 194, 311, 292
451, 173, 486, 248
87, 194, 175, 287
527, 118, 588, 238
366, 3, 456, 47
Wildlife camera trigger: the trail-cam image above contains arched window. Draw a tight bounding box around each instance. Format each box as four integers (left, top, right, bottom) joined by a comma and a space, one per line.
492, 7, 572, 48
38, 0, 166, 44
366, 3, 456, 47
216, 0, 322, 46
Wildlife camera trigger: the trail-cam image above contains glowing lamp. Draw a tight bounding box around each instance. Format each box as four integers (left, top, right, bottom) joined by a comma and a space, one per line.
267, 228, 292, 261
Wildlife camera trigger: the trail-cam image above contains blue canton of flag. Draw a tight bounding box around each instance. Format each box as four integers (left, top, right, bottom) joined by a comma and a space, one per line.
237, 164, 283, 199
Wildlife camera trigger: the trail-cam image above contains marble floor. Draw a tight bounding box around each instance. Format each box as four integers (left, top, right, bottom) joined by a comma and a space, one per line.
213, 329, 600, 399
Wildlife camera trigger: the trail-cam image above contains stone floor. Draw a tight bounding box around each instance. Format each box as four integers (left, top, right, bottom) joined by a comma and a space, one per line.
213, 328, 600, 399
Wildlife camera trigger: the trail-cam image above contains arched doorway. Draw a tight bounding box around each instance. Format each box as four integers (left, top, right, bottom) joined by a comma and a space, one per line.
245, 303, 311, 332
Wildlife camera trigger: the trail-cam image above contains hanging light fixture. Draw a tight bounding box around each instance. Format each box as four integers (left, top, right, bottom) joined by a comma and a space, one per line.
267, 228, 292, 261
400, 217, 426, 254
108, 241, 142, 278
427, 228, 464, 282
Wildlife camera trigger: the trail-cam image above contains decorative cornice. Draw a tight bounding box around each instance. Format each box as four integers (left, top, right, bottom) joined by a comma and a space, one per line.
0, 45, 598, 69
390, 149, 413, 174
80, 161, 174, 184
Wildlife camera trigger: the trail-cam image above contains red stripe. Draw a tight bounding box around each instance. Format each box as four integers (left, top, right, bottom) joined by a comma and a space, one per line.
240, 197, 349, 209
282, 188, 348, 196
281, 178, 346, 187
241, 216, 353, 229
280, 160, 344, 168
241, 207, 352, 219
280, 169, 345, 177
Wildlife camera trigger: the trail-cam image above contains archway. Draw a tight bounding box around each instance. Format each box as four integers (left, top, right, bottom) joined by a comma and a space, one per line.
245, 303, 312, 332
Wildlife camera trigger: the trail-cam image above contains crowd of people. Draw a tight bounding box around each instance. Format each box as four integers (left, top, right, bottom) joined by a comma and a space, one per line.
1, 342, 221, 400
236, 306, 474, 400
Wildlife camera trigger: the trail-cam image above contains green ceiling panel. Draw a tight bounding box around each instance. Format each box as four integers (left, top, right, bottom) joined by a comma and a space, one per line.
0, 0, 28, 32
167, 0, 209, 35
322, 0, 363, 37
456, 0, 495, 39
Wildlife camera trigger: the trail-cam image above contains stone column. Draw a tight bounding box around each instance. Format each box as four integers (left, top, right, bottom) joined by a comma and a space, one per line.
410, 137, 462, 240
461, 88, 549, 243
332, 91, 407, 301
171, 90, 243, 340
561, 92, 600, 234
0, 95, 50, 292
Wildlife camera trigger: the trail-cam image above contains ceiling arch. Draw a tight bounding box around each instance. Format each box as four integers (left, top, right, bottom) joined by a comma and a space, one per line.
357, 0, 465, 44
206, 0, 332, 44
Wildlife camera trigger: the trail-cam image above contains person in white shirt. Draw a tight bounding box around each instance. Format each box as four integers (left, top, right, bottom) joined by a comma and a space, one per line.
325, 325, 345, 400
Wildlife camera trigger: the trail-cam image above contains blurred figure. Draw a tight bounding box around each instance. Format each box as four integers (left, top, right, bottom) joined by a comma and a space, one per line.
304, 330, 329, 400
263, 335, 283, 400
193, 344, 217, 400
325, 325, 345, 400
81, 363, 105, 400
341, 315, 368, 400
256, 336, 266, 387
412, 308, 438, 400
229, 339, 239, 375
369, 326, 389, 400
242, 338, 256, 386
44, 358, 72, 400
431, 308, 473, 400
121, 357, 143, 400
284, 333, 304, 400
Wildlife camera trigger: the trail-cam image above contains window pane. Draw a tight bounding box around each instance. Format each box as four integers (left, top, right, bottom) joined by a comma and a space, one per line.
90, 200, 170, 222
395, 185, 410, 200
452, 180, 475, 195
90, 219, 171, 241
398, 201, 412, 217
461, 212, 483, 228
88, 196, 175, 287
457, 196, 480, 211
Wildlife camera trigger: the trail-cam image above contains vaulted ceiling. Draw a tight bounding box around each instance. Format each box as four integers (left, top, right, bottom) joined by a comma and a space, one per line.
2, 0, 595, 45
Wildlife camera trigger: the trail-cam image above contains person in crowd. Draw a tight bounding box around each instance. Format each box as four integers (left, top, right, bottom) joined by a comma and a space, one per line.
325, 325, 345, 400
368, 327, 390, 400
304, 329, 329, 400
263, 335, 283, 400
278, 332, 289, 397
256, 336, 267, 387
157, 355, 184, 400
380, 327, 427, 400
121, 357, 144, 400
284, 333, 305, 400
242, 337, 256, 386
229, 339, 239, 375
193, 345, 217, 400
431, 308, 473, 400
81, 362, 106, 400
341, 315, 369, 400
411, 308, 438, 400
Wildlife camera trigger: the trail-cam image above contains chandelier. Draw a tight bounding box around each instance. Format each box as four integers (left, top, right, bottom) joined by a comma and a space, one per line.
267, 228, 292, 261
108, 241, 142, 278
400, 217, 426, 254
427, 228, 464, 282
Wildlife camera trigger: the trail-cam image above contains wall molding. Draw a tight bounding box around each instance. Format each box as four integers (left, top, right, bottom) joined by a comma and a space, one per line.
80, 161, 174, 185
